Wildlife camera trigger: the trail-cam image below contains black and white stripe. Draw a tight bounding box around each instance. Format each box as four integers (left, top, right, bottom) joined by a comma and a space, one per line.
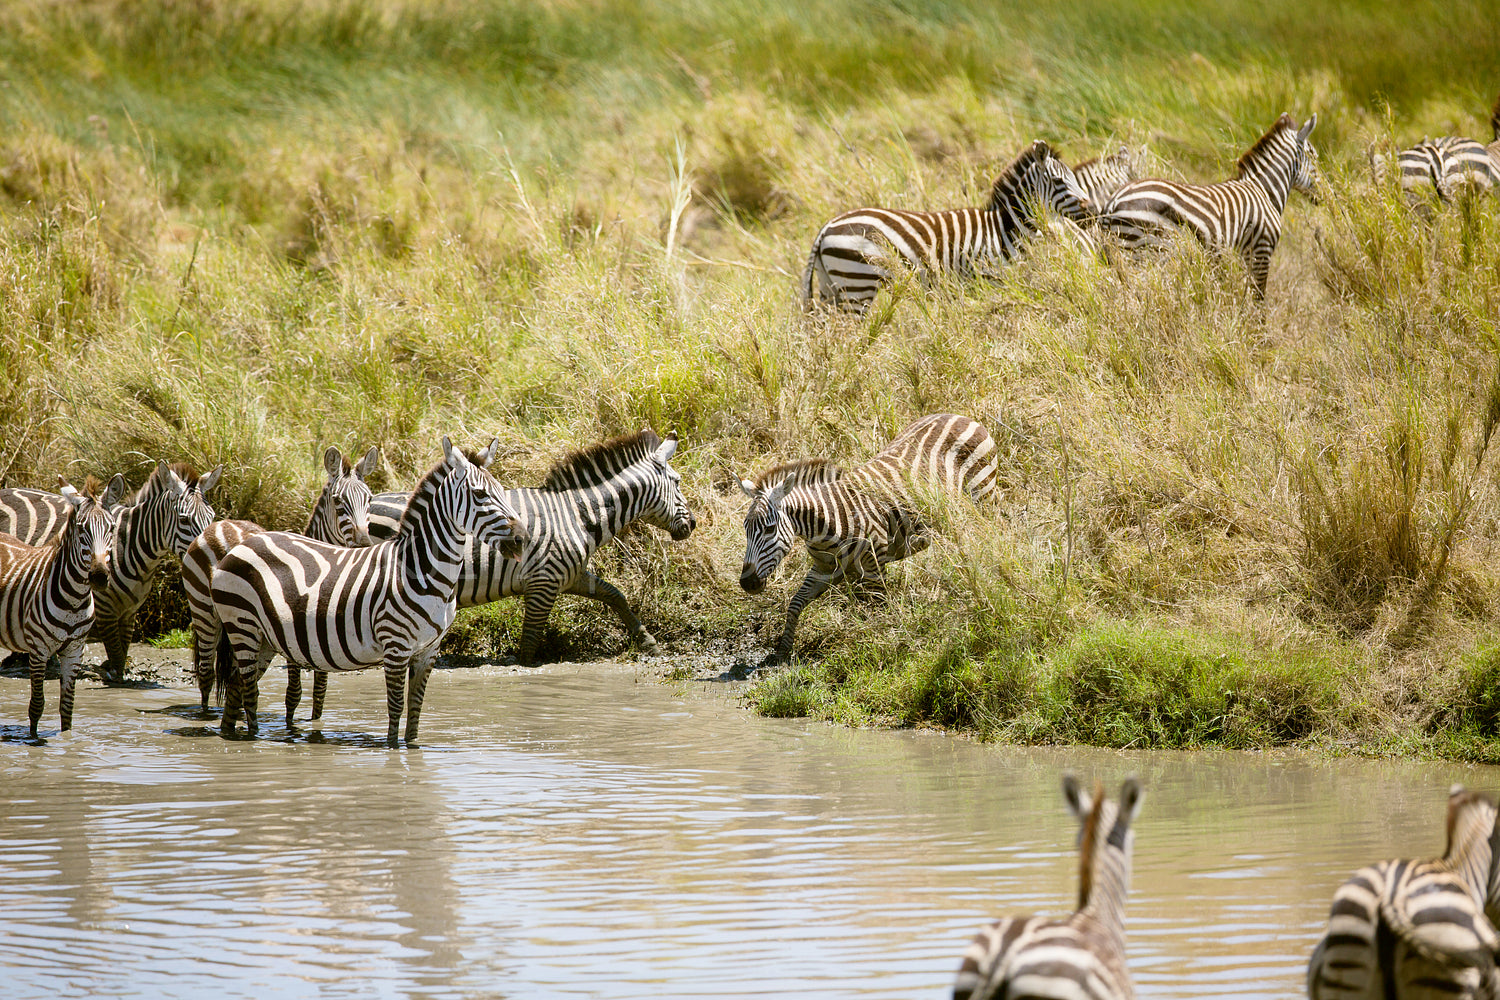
0, 475, 126, 545
953, 775, 1144, 1000
367, 430, 696, 665
1307, 785, 1500, 1000
801, 139, 1097, 313
738, 413, 997, 659
181, 445, 378, 716
0, 484, 115, 736
1075, 146, 1139, 210
212, 438, 527, 744
1100, 113, 1319, 300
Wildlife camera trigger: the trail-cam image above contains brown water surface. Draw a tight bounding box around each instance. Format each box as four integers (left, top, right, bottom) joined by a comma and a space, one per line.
1, 658, 1493, 998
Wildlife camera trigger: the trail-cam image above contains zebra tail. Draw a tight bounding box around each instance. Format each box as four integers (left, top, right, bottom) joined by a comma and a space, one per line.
800, 245, 819, 310
213, 631, 235, 707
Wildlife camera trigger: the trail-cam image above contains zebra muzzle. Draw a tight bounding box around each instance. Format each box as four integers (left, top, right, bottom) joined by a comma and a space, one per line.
739, 566, 765, 594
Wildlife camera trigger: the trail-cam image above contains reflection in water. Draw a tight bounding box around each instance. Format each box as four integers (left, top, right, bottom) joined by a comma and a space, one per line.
0, 662, 1494, 999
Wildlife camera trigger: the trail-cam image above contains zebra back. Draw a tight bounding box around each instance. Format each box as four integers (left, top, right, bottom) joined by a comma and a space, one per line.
0, 474, 127, 546
848, 413, 998, 506
1307, 786, 1500, 1000
954, 775, 1142, 1000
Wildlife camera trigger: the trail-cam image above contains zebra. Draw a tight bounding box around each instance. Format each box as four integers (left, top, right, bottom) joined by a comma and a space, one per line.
211, 437, 528, 745
180, 445, 379, 717
1075, 145, 1139, 209
367, 429, 696, 665
800, 139, 1097, 313
0, 475, 128, 544
0, 482, 116, 737
1099, 112, 1319, 300
953, 775, 1144, 1000
1307, 785, 1500, 1000
1372, 93, 1500, 203
738, 413, 997, 660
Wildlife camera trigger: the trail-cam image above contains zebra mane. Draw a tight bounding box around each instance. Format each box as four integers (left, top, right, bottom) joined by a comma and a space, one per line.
987, 139, 1052, 209
540, 429, 662, 492
1235, 113, 1298, 178
1076, 779, 1106, 910
395, 457, 456, 534
81, 475, 106, 499
128, 461, 202, 503
752, 458, 844, 490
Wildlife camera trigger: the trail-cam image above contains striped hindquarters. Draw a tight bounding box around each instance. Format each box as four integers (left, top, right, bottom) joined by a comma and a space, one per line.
0, 489, 77, 546
806, 206, 1003, 311
954, 915, 1044, 1000
956, 913, 1132, 1000
852, 413, 998, 504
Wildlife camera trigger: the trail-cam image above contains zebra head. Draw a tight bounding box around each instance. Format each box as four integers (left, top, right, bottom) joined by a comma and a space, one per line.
133, 460, 221, 556
312, 445, 379, 547
60, 479, 117, 591
637, 432, 696, 542
737, 475, 796, 594
1075, 145, 1139, 208
1290, 114, 1320, 203
1063, 774, 1143, 921
440, 436, 529, 559
1018, 140, 1096, 223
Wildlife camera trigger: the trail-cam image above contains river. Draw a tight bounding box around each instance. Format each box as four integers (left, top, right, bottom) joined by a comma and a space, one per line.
1, 654, 1491, 998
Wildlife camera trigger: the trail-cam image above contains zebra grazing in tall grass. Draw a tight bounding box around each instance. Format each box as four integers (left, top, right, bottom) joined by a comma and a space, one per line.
953, 775, 1144, 1000
180, 445, 378, 717
0, 475, 127, 544
212, 438, 527, 745
1074, 146, 1139, 210
801, 139, 1097, 313
1100, 112, 1319, 300
1307, 785, 1500, 1000
1373, 94, 1500, 203
0, 483, 115, 737
738, 413, 996, 660
367, 430, 696, 665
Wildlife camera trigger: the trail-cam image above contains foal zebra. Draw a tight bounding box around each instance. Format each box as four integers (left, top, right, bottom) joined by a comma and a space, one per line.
212, 438, 527, 745
1100, 112, 1319, 300
738, 413, 996, 659
801, 139, 1096, 313
0, 484, 115, 737
1074, 146, 1139, 210
1307, 786, 1500, 1000
367, 430, 696, 665
953, 775, 1144, 1000
180, 445, 378, 716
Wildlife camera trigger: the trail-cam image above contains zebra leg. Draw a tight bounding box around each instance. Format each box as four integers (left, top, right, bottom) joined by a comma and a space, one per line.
26, 653, 43, 738
192, 619, 220, 712
383, 657, 408, 746
285, 667, 303, 725
777, 565, 838, 660
91, 595, 135, 684
311, 670, 327, 721
56, 640, 84, 732
404, 649, 440, 745
517, 584, 562, 666
564, 571, 658, 652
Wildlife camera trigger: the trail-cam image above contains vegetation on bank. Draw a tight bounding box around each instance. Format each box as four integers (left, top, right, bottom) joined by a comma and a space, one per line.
3, 0, 1500, 758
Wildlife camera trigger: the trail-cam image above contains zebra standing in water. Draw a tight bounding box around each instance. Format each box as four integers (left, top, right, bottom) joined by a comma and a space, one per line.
1099, 112, 1319, 300
738, 413, 996, 660
180, 445, 378, 717
953, 775, 1144, 1000
212, 438, 528, 745
0, 483, 115, 737
367, 430, 696, 665
1307, 785, 1500, 1000
801, 139, 1096, 313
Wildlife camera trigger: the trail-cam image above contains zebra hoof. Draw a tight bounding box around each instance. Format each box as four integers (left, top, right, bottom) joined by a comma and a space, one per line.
636, 635, 660, 655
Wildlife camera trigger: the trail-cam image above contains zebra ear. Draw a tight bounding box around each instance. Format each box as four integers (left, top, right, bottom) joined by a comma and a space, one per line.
102, 474, 127, 509
766, 476, 792, 506
1062, 773, 1092, 819
198, 465, 223, 495
474, 438, 498, 469
1118, 776, 1144, 825
323, 446, 345, 479
58, 479, 83, 506
738, 478, 758, 499
441, 436, 460, 465
1298, 114, 1317, 142
355, 446, 380, 480
653, 433, 678, 465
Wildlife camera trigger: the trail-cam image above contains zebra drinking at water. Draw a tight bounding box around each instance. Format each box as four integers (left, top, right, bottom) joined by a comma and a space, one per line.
1307, 785, 1500, 1000
1099, 112, 1319, 300
738, 413, 996, 660
953, 775, 1144, 1000
180, 445, 379, 717
367, 429, 696, 665
0, 482, 116, 737
212, 438, 527, 745
801, 139, 1097, 313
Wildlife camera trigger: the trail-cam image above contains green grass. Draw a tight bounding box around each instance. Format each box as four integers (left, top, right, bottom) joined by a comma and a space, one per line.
4, 0, 1500, 758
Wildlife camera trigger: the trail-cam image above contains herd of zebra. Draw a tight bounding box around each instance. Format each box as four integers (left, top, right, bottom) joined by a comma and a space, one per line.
802, 95, 1500, 311
0, 412, 996, 744
952, 775, 1500, 1000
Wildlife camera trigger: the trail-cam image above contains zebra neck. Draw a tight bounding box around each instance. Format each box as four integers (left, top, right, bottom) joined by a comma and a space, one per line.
1238, 151, 1292, 212
564, 473, 650, 542
46, 530, 93, 606
1079, 858, 1131, 943
396, 478, 467, 594
112, 498, 171, 584
304, 485, 336, 540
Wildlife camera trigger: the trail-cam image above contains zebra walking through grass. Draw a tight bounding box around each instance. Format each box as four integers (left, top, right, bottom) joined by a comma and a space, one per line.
0, 483, 115, 737
738, 413, 996, 660
180, 445, 378, 717
1099, 112, 1319, 300
367, 430, 696, 665
212, 438, 527, 745
953, 775, 1144, 1000
1307, 785, 1500, 1000
801, 139, 1096, 313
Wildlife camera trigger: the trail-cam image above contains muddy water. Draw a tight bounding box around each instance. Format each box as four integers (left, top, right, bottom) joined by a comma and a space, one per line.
0, 658, 1494, 999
